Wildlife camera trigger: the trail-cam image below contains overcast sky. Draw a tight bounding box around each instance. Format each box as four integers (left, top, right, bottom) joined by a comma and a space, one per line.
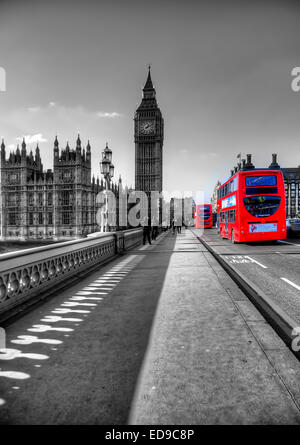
1, 0, 300, 201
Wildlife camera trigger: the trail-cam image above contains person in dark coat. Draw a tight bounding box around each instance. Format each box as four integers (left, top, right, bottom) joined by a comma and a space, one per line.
142, 217, 152, 245
151, 217, 158, 241
171, 218, 176, 234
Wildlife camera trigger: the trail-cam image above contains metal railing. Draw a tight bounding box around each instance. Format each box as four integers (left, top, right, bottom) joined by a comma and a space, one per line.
0, 228, 142, 319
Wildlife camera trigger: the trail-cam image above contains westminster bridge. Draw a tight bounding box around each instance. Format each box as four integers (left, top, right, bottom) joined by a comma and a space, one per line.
1, 228, 300, 424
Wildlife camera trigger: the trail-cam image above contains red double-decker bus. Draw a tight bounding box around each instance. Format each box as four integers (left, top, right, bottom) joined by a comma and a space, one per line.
195, 204, 213, 229
217, 169, 286, 243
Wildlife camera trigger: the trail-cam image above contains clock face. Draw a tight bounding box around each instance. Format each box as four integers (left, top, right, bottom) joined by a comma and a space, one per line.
140, 120, 155, 135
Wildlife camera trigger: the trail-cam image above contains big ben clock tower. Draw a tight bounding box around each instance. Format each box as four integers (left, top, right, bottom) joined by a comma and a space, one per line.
134, 67, 164, 197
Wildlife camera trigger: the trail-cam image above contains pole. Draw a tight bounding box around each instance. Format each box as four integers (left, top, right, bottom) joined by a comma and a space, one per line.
105, 175, 109, 232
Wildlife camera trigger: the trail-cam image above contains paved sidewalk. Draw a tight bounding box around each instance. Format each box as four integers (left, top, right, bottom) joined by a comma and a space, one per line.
0, 231, 173, 424
1, 229, 300, 424
130, 229, 300, 424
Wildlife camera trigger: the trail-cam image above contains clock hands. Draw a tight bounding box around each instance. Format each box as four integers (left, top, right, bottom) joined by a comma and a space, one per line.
141, 121, 154, 133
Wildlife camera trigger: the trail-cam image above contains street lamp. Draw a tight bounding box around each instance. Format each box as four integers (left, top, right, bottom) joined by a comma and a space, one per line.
100, 143, 114, 232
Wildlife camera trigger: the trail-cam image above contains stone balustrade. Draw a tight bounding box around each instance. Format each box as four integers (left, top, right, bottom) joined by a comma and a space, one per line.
0, 228, 142, 320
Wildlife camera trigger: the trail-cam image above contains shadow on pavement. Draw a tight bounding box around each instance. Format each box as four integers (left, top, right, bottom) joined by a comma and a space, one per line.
0, 232, 177, 425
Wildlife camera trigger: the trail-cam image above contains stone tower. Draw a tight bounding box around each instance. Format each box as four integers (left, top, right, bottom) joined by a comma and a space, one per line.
53, 134, 92, 239
134, 67, 164, 197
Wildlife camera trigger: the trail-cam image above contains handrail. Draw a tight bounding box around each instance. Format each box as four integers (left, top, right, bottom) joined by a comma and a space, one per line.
0, 228, 143, 319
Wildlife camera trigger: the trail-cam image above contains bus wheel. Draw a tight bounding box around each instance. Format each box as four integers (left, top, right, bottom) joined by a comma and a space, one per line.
231, 231, 236, 244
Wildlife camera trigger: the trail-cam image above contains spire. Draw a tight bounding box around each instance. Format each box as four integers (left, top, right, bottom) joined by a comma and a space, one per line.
86, 141, 91, 155
76, 134, 81, 156
1, 138, 4, 150
143, 65, 154, 90
22, 137, 26, 150
86, 140, 91, 162
35, 144, 41, 165
140, 65, 157, 103
53, 136, 59, 161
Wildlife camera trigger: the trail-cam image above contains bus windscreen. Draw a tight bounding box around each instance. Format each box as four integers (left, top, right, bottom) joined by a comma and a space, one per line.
243, 196, 281, 217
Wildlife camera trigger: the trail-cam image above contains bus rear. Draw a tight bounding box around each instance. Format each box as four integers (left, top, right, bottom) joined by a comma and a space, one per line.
195, 204, 213, 229
217, 170, 286, 243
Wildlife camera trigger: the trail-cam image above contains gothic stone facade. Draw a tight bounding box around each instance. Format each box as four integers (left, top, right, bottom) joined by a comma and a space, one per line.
0, 136, 121, 240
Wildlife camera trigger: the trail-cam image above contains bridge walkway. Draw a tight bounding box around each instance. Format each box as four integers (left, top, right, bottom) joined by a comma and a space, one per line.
0, 229, 300, 424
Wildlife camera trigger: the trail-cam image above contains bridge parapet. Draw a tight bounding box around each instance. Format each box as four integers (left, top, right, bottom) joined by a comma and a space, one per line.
0, 228, 142, 321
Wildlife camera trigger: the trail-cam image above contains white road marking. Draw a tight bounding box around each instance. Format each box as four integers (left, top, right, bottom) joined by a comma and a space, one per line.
280, 277, 300, 291
28, 325, 73, 333
225, 255, 252, 264
0, 371, 30, 380
244, 256, 268, 269
52, 308, 91, 314
11, 336, 62, 345
41, 316, 83, 322
278, 240, 300, 247
0, 253, 145, 399
0, 349, 48, 360
70, 296, 102, 301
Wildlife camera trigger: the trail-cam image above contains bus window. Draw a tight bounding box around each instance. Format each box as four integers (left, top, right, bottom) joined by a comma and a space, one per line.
245, 176, 277, 187
233, 176, 238, 191
245, 187, 278, 195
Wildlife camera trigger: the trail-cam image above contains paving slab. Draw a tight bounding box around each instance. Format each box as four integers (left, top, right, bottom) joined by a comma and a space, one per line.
130, 230, 300, 425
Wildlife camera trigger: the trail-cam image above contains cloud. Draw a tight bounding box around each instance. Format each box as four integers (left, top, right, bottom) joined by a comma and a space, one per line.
28, 106, 41, 113
8, 144, 15, 150
49, 102, 56, 107
96, 111, 122, 118
16, 133, 47, 144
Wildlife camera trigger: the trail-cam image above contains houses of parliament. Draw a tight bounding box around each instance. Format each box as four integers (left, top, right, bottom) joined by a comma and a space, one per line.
0, 68, 164, 240
0, 136, 122, 240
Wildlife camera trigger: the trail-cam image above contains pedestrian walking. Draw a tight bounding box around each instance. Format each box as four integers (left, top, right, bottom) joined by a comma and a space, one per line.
142, 217, 152, 245
171, 218, 176, 235
151, 217, 158, 241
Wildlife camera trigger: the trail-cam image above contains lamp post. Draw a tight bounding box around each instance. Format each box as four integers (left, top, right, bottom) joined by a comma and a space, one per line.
100, 143, 114, 232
